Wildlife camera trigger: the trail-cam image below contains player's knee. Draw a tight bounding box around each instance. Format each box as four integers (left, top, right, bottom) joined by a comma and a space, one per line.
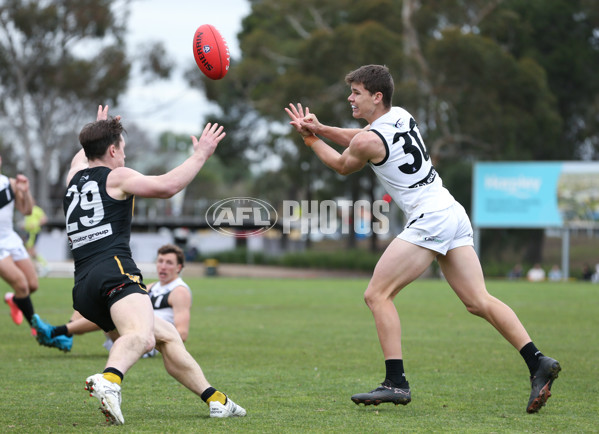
363, 289, 373, 308
133, 329, 156, 353
12, 280, 29, 296
143, 333, 156, 353
465, 303, 481, 316
464, 298, 488, 317
363, 287, 384, 309
153, 319, 181, 348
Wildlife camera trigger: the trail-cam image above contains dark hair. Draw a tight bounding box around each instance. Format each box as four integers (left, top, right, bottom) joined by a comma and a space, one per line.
78, 117, 125, 160
157, 243, 185, 268
345, 65, 394, 108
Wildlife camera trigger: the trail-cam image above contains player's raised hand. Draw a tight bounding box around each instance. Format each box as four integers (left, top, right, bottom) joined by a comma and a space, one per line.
14, 174, 30, 193
299, 111, 322, 135
285, 103, 316, 137
191, 123, 226, 160
96, 105, 121, 122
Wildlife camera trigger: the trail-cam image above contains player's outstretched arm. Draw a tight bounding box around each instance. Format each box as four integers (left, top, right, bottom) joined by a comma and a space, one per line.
285, 103, 364, 147
110, 122, 225, 199
66, 149, 88, 186
11, 174, 34, 216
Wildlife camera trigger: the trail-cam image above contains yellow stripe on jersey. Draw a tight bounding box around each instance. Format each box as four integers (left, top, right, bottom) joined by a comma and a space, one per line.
113, 255, 147, 292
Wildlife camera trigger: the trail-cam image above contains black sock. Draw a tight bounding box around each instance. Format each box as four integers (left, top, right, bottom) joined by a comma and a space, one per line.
201, 387, 217, 403
51, 325, 69, 338
520, 342, 544, 376
385, 359, 409, 388
103, 367, 124, 382
13, 295, 34, 325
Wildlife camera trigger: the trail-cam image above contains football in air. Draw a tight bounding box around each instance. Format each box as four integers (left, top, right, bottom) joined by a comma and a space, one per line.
192, 24, 230, 80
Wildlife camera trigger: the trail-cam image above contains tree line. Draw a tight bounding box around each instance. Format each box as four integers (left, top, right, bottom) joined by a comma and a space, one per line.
2, 0, 598, 263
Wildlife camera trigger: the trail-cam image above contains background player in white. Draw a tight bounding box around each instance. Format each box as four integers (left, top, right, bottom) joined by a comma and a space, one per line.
285, 65, 560, 413
39, 244, 194, 357
103, 243, 192, 357
145, 244, 192, 344
0, 155, 66, 348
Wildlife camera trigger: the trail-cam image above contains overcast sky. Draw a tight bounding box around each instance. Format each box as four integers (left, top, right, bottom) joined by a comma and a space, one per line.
114, 0, 251, 137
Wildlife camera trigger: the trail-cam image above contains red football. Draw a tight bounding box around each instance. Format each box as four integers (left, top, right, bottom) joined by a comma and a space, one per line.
192, 24, 230, 80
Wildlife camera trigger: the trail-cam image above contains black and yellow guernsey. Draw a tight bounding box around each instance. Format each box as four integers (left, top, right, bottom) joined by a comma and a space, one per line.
64, 166, 134, 279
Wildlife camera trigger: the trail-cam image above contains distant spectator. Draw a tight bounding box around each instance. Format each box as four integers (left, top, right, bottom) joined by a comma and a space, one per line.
582, 264, 593, 281
508, 264, 523, 280
527, 263, 546, 282
547, 265, 563, 282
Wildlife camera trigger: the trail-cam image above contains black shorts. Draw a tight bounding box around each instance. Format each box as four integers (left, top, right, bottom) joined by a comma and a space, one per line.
72, 255, 148, 332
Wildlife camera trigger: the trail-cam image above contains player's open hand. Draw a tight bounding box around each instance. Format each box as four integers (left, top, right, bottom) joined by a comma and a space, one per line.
14, 174, 30, 193
96, 105, 121, 122
191, 123, 226, 160
285, 103, 318, 137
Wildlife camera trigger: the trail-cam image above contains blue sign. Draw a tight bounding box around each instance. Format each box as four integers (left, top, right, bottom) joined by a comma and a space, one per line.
473, 162, 563, 228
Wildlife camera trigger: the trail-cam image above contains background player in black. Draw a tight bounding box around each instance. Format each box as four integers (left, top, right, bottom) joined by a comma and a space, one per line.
56, 105, 245, 425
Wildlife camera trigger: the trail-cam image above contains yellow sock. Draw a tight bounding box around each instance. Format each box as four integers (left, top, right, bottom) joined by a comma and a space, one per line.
206, 390, 227, 405
103, 372, 122, 385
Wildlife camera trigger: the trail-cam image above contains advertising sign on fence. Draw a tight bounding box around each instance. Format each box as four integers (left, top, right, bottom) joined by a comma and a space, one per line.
472, 162, 599, 228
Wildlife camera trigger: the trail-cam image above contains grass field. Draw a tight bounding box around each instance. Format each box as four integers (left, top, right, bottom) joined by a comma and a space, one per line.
1, 276, 598, 432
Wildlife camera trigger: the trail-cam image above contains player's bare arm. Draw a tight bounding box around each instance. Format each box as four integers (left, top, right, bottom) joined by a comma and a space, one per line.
314, 130, 384, 175
286, 103, 384, 175
169, 286, 192, 342
285, 103, 364, 147
11, 174, 34, 215
66, 149, 89, 186
107, 122, 225, 200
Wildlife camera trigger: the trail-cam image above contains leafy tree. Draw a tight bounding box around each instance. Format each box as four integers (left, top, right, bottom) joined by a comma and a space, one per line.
0, 0, 128, 214
191, 1, 561, 251
0, 0, 172, 218
482, 0, 599, 159
189, 0, 409, 249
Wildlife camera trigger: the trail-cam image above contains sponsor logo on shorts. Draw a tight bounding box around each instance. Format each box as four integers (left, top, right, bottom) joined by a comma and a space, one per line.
68, 223, 113, 249
423, 235, 444, 244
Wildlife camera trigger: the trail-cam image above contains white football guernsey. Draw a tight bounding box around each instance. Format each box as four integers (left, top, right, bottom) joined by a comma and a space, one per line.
368, 107, 455, 220
149, 277, 191, 324
0, 174, 15, 235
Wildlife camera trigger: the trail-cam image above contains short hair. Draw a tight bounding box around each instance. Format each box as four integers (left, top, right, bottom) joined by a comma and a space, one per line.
78, 117, 125, 160
157, 243, 185, 268
345, 65, 394, 108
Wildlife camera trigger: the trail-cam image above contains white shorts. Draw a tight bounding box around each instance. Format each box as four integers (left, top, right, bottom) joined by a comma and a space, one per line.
0, 231, 29, 262
398, 202, 474, 255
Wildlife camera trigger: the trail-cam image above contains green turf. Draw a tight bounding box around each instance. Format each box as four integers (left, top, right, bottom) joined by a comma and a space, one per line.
1, 277, 597, 432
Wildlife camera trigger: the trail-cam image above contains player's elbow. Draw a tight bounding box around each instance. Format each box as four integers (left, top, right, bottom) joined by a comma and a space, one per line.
19, 204, 33, 216
333, 157, 362, 176
179, 330, 188, 342
176, 323, 189, 342
336, 165, 357, 176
